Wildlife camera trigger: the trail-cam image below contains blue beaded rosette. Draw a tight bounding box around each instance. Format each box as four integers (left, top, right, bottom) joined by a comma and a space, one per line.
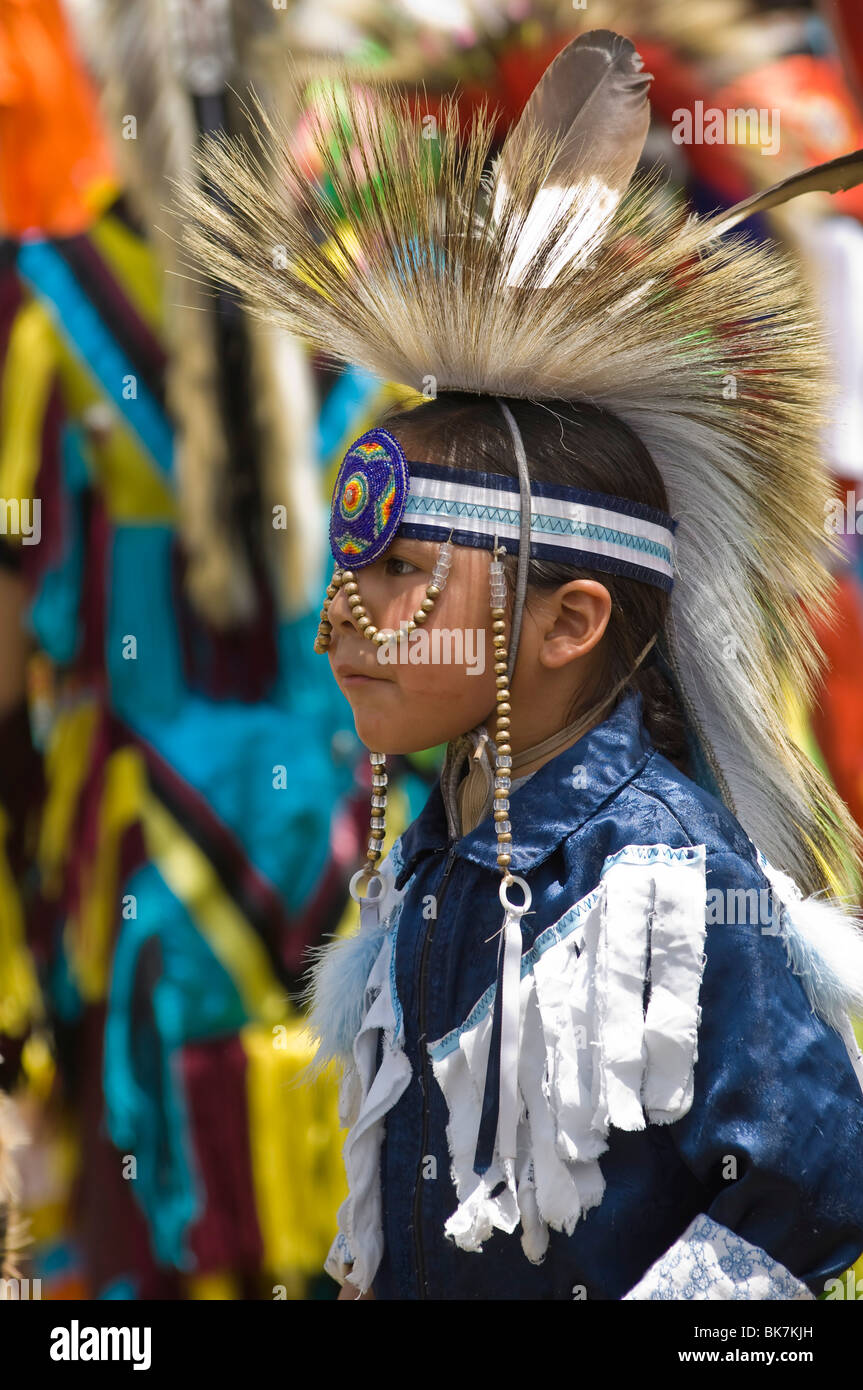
329, 428, 411, 569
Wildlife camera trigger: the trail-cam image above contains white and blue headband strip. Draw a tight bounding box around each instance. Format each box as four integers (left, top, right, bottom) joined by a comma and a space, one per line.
398, 461, 676, 591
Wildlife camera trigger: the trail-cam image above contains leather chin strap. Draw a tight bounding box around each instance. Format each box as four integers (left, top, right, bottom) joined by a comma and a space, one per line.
496, 400, 532, 688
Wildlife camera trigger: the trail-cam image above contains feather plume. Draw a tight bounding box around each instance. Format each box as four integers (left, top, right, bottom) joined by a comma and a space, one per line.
492, 29, 651, 285
707, 148, 863, 237
175, 38, 863, 896
298, 919, 391, 1075
759, 861, 863, 1032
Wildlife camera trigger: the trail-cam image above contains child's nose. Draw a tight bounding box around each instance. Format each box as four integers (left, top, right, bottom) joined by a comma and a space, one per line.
329, 576, 367, 635
327, 583, 352, 631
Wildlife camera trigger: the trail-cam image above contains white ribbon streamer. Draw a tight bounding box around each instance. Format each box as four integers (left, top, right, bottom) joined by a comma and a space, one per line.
498, 875, 532, 1168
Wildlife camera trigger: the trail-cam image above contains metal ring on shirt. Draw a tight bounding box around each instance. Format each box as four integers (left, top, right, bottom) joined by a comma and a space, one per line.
349, 866, 393, 907
499, 873, 532, 915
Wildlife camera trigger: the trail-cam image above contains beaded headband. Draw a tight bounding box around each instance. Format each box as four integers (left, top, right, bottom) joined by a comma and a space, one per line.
328, 428, 677, 592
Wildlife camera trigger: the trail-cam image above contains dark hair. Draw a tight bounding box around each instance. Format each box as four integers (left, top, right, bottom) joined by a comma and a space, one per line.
383, 393, 690, 773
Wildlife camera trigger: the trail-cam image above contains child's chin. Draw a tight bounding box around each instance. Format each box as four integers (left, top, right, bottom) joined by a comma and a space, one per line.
353, 714, 431, 757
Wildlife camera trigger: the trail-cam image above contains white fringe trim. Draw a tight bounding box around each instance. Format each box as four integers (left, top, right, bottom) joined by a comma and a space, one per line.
325, 928, 411, 1294
431, 844, 708, 1260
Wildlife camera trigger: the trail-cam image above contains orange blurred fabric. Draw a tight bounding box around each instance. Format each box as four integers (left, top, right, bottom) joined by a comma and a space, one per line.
0, 0, 115, 236
824, 0, 863, 116
810, 569, 863, 833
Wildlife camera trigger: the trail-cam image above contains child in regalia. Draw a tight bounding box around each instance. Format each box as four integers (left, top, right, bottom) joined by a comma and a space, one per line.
181, 31, 863, 1299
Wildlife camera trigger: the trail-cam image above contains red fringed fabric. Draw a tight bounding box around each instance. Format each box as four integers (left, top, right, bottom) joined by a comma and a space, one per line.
181, 1035, 264, 1277
810, 571, 863, 832
71, 1005, 181, 1299
0, 699, 45, 878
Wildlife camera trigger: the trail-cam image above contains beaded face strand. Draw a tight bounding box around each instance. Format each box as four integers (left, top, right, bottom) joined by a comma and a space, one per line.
489, 539, 514, 884
313, 532, 454, 878
314, 532, 454, 654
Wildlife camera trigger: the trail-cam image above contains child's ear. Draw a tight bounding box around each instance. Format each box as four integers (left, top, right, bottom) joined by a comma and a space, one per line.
538, 580, 612, 670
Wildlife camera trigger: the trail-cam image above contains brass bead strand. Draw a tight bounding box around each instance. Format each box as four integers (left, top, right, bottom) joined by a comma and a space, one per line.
401, 530, 453, 637
314, 566, 343, 653
314, 566, 375, 649
316, 533, 455, 652
328, 567, 382, 644
489, 542, 513, 883
339, 569, 378, 640
366, 751, 388, 869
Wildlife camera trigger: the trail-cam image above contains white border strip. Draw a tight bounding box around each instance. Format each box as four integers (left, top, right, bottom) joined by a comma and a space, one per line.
407, 475, 674, 548
404, 477, 674, 580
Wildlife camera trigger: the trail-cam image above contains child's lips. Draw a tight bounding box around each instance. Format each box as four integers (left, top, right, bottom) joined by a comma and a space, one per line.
334, 661, 392, 684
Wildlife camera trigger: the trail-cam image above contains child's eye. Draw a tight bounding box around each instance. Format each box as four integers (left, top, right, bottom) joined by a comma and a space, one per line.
384, 556, 420, 577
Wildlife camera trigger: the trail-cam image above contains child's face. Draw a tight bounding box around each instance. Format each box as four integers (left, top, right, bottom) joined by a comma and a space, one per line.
327, 534, 500, 754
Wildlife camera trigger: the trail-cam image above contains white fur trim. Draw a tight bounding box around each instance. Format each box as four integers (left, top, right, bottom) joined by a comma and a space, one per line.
756, 849, 863, 1089
302, 837, 407, 1067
